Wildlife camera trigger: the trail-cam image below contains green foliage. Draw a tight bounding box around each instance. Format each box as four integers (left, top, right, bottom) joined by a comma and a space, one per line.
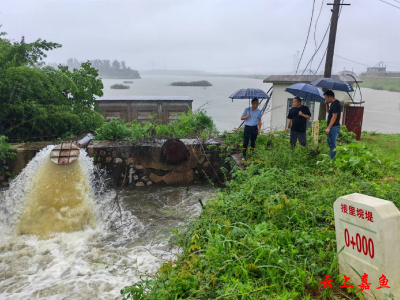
94, 118, 133, 140
128, 132, 400, 299
307, 120, 356, 144
94, 110, 218, 141
360, 77, 400, 93
170, 80, 212, 86
0, 30, 104, 141
0, 135, 16, 160
111, 84, 130, 89
121, 280, 154, 300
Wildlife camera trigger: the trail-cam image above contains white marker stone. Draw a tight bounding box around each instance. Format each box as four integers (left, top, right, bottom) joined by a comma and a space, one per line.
334, 193, 400, 299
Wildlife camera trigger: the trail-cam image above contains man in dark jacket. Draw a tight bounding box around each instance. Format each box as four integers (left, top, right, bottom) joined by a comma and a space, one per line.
324, 90, 341, 159
286, 97, 311, 147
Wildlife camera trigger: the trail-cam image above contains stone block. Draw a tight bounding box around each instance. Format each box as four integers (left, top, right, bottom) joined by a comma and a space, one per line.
3, 166, 9, 170
135, 181, 145, 187
146, 181, 153, 186
106, 157, 112, 163
135, 165, 144, 169
133, 175, 139, 181
141, 176, 149, 182
99, 150, 106, 156
112, 150, 118, 158
1, 182, 8, 186
334, 193, 400, 299
5, 172, 11, 176
96, 163, 102, 168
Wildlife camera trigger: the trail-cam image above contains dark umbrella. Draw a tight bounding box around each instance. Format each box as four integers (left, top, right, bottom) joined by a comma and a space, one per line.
229, 88, 270, 107
285, 83, 325, 103
310, 77, 354, 92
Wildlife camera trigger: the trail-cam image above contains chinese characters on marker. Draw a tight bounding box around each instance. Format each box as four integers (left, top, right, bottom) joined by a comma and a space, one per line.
321, 274, 390, 290
340, 203, 373, 222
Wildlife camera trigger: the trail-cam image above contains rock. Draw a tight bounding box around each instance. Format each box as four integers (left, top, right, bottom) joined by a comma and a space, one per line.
1, 182, 8, 186
135, 181, 145, 187
203, 161, 210, 167
129, 168, 135, 174
106, 157, 112, 163
99, 150, 106, 156
141, 176, 149, 182
129, 164, 135, 168
5, 172, 11, 176
114, 158, 123, 164
146, 181, 153, 186
112, 150, 118, 158
133, 175, 139, 181
135, 165, 143, 170
0, 176, 4, 181
3, 166, 9, 170
97, 157, 102, 162
96, 163, 102, 168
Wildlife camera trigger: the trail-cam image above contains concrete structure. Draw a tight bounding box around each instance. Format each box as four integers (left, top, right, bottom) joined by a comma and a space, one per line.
96, 96, 193, 124
334, 193, 400, 299
263, 75, 361, 131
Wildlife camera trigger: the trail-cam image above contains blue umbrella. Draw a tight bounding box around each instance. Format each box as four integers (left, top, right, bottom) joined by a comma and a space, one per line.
285, 83, 325, 103
310, 77, 354, 92
229, 88, 270, 100
229, 88, 270, 107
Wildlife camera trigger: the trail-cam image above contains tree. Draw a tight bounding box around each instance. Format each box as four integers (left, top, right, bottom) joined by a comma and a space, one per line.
121, 60, 126, 70
0, 29, 104, 141
112, 59, 121, 70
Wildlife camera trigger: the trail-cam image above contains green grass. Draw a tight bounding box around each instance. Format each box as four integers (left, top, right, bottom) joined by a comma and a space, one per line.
121, 126, 400, 300
359, 77, 400, 93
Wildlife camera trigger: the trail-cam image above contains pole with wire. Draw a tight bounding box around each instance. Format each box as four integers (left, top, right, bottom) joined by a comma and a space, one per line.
317, 0, 351, 120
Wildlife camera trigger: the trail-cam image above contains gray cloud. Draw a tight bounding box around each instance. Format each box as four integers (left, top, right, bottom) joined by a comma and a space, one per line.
1, 0, 399, 74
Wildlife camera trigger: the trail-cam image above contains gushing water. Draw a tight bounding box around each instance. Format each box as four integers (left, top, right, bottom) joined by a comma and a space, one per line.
0, 146, 214, 299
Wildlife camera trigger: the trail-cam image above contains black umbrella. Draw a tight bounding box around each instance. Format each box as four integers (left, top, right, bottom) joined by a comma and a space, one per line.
310, 77, 354, 93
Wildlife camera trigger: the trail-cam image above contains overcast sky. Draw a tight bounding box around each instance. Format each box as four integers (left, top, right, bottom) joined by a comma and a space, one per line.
1, 0, 400, 74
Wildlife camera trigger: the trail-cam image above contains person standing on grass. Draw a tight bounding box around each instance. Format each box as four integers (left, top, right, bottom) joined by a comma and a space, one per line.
324, 90, 341, 159
240, 98, 262, 161
286, 97, 311, 147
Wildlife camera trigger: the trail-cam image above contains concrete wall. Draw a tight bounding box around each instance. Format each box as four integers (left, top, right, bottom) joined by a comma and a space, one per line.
97, 100, 193, 124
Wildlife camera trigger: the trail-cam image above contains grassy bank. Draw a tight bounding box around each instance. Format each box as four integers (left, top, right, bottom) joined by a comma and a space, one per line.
121, 124, 400, 300
359, 77, 400, 93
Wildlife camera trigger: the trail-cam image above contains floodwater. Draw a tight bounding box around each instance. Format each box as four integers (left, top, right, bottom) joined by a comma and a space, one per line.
0, 147, 215, 299
102, 75, 400, 134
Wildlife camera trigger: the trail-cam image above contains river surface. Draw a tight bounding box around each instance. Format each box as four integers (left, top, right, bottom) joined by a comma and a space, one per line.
102, 75, 400, 133
0, 147, 215, 300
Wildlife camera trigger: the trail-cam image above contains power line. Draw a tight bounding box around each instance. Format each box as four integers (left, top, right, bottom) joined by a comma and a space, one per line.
303, 18, 330, 75
379, 0, 400, 9
310, 0, 325, 72
295, 0, 316, 75
334, 55, 370, 66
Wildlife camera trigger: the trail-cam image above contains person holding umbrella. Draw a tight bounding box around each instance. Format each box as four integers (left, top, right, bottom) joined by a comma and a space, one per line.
286, 97, 311, 147
240, 98, 262, 161
323, 90, 341, 159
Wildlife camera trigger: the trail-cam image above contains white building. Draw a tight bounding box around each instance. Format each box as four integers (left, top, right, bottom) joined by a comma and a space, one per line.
263, 75, 361, 131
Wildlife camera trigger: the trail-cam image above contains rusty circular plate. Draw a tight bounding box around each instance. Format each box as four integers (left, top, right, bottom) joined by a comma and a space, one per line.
161, 139, 188, 164
50, 142, 80, 165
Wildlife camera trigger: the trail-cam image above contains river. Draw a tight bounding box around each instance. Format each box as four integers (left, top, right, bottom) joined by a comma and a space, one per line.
0, 147, 215, 300
102, 75, 400, 134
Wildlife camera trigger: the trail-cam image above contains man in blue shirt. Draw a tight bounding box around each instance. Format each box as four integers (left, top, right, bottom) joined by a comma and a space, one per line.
240, 98, 262, 161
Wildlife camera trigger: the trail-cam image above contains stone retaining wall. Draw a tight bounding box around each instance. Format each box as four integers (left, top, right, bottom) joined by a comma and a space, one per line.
87, 138, 226, 187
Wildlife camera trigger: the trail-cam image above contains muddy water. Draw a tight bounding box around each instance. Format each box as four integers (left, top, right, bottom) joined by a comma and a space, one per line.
102, 76, 400, 133
0, 147, 215, 299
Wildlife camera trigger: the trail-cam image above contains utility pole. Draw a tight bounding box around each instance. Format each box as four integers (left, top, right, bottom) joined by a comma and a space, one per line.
318, 0, 350, 120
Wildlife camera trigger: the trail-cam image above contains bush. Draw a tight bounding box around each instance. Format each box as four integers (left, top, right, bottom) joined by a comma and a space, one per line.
94, 118, 132, 140
94, 110, 218, 141
111, 84, 130, 89
170, 80, 212, 87
0, 135, 16, 161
